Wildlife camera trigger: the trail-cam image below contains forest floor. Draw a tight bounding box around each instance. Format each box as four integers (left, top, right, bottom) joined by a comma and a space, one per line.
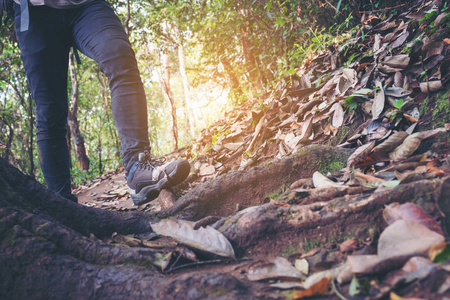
69, 0, 450, 297
2, 0, 450, 299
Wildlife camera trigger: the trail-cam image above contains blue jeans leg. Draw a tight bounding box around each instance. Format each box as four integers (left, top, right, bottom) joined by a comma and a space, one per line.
14, 0, 150, 199
71, 0, 150, 173
14, 4, 75, 200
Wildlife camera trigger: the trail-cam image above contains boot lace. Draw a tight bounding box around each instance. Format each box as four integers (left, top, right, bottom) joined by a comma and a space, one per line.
137, 150, 166, 170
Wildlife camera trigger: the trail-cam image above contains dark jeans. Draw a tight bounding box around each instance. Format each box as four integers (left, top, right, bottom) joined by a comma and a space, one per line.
13, 0, 150, 200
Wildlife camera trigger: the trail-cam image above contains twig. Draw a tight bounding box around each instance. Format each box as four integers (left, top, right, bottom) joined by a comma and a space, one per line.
332, 279, 349, 300
358, 4, 406, 14
322, 0, 345, 16
165, 259, 227, 273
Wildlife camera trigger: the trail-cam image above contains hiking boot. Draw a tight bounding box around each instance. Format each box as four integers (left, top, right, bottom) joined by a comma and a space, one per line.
127, 151, 190, 206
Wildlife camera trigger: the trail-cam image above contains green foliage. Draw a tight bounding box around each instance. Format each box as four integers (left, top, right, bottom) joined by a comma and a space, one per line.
1, 0, 414, 187
264, 187, 284, 201
349, 276, 370, 296
302, 238, 321, 252
281, 244, 299, 257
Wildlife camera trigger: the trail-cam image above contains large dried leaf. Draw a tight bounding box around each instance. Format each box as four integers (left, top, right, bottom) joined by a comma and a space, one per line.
151, 219, 235, 259
348, 220, 444, 274
420, 81, 444, 93
199, 163, 215, 176
425, 41, 444, 61
304, 264, 347, 288
412, 127, 448, 140
389, 135, 421, 161
312, 171, 342, 188
390, 31, 409, 48
298, 115, 313, 142
371, 131, 409, 156
354, 171, 388, 188
372, 80, 385, 119
291, 276, 331, 299
223, 142, 243, 151
295, 259, 309, 275
384, 87, 411, 98
382, 54, 410, 68
247, 257, 305, 281
377, 219, 444, 258
383, 203, 444, 235
332, 102, 344, 128
284, 133, 303, 150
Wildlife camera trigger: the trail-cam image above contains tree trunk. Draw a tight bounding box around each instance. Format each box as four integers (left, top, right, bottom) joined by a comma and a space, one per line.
27, 91, 34, 176
68, 52, 90, 171
98, 136, 102, 174
176, 33, 195, 138
160, 49, 178, 151
97, 69, 120, 160
3, 123, 13, 163
220, 58, 243, 100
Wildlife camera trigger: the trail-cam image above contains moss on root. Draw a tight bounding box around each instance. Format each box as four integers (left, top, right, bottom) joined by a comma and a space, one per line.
419, 90, 450, 130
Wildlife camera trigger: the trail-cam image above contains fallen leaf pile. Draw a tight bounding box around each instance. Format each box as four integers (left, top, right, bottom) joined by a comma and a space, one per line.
75, 0, 450, 298
180, 0, 450, 187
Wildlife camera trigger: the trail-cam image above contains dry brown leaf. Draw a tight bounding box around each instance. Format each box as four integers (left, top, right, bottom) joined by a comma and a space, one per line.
298, 115, 313, 142
412, 127, 448, 140
332, 102, 344, 128
420, 81, 443, 93
348, 220, 444, 275
377, 220, 444, 258
390, 31, 409, 48
389, 135, 421, 161
372, 131, 409, 155
347, 141, 376, 169
294, 259, 309, 275
247, 257, 305, 281
354, 171, 386, 187
312, 171, 342, 188
199, 163, 215, 176
152, 219, 235, 258
384, 87, 411, 98
425, 41, 444, 61
383, 202, 444, 235
382, 54, 410, 68
402, 113, 418, 123
394, 72, 404, 87
284, 133, 302, 150
372, 80, 385, 119
340, 238, 359, 253
292, 276, 331, 299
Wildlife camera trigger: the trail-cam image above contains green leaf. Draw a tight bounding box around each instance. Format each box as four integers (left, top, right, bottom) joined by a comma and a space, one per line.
335, 0, 342, 14
433, 244, 450, 263
266, 0, 272, 12
349, 276, 361, 296
381, 180, 400, 188
393, 98, 404, 110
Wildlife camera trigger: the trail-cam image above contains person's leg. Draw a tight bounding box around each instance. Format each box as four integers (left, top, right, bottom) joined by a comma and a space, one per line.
70, 0, 150, 173
69, 0, 190, 205
13, 3, 76, 202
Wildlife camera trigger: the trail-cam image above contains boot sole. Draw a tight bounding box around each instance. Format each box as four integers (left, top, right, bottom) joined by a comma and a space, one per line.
130, 160, 190, 206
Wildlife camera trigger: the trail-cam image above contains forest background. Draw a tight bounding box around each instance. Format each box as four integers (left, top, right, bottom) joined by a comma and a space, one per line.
1, 0, 406, 186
